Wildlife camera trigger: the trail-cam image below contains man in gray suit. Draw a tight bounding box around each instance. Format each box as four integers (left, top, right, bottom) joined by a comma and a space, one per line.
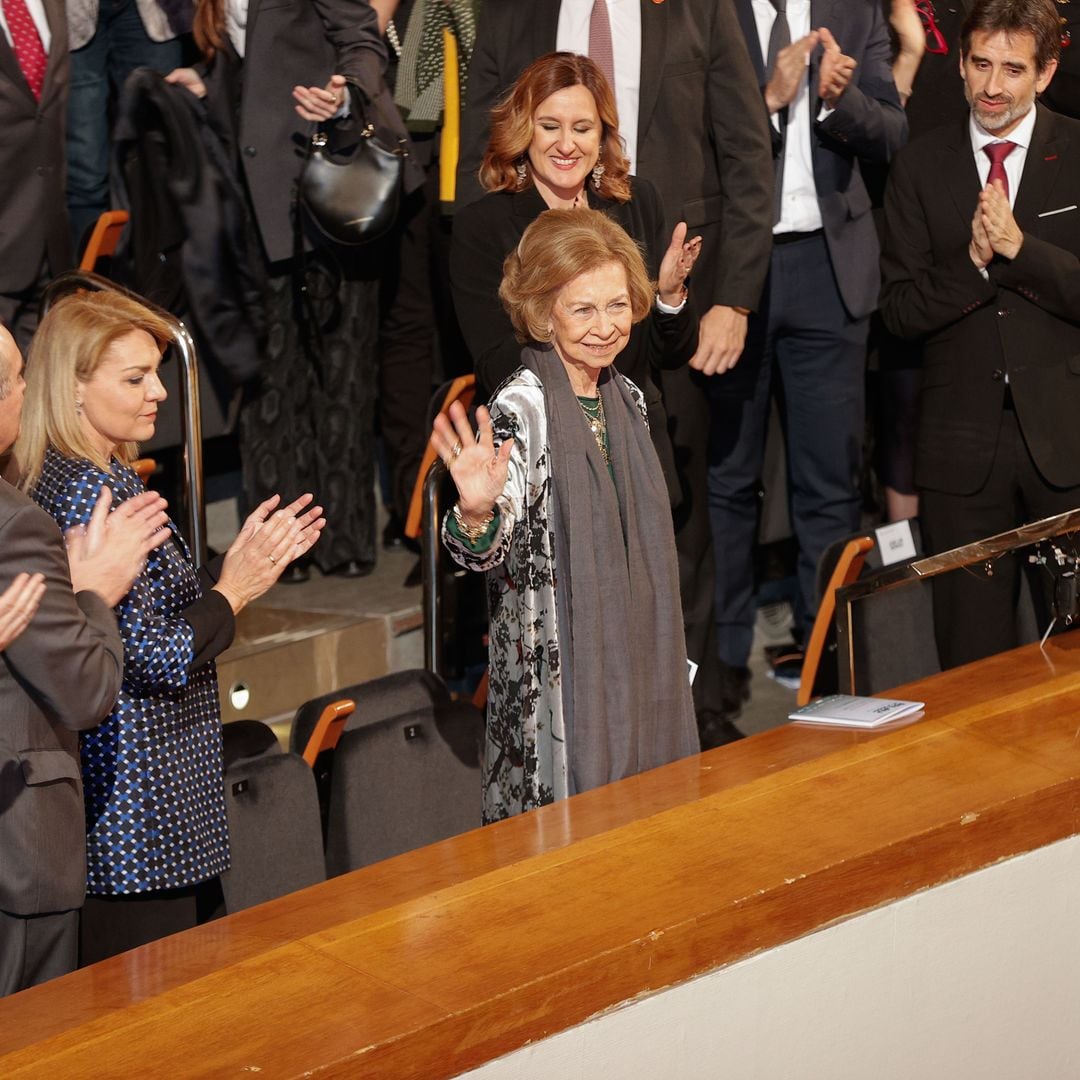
0, 324, 169, 997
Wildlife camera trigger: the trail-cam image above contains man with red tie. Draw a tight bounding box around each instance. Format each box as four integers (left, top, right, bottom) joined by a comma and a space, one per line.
881, 0, 1080, 668
0, 0, 71, 351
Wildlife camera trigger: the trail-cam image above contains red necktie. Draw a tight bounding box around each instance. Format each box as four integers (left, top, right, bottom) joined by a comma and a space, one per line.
983, 141, 1017, 200
2, 0, 47, 102
588, 0, 615, 93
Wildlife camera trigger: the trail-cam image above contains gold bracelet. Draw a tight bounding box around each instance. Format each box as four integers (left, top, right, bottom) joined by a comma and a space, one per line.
453, 504, 495, 541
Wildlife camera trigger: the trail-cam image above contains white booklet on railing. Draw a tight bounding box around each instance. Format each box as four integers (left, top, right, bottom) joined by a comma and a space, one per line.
789, 694, 925, 729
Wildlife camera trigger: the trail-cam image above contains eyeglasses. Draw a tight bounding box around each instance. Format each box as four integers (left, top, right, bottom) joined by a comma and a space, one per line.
915, 0, 948, 56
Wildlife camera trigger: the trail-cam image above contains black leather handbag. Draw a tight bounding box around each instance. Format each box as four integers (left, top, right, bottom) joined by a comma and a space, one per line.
298, 90, 404, 245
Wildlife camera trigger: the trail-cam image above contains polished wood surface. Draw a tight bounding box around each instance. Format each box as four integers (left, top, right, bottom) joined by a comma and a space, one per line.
4, 635, 1080, 1078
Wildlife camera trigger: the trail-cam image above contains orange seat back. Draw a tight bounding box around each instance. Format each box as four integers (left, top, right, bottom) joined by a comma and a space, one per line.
797, 536, 875, 707
301, 699, 357, 768
78, 210, 130, 272
404, 375, 477, 541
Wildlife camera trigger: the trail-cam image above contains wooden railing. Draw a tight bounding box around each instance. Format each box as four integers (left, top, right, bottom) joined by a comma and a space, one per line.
3, 634, 1080, 1078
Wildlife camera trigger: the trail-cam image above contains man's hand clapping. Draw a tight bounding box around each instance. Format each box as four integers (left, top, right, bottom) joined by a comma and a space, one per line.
765, 31, 820, 115
980, 181, 1024, 261
67, 488, 171, 607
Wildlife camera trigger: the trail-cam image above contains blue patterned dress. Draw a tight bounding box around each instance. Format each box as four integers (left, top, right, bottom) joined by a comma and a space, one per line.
32, 449, 230, 895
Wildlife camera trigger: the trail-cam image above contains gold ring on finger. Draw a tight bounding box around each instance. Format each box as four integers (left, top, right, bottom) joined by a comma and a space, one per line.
269, 554, 277, 565
451, 442, 463, 459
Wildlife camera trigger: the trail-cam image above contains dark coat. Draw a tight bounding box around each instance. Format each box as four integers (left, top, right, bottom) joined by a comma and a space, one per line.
0, 0, 71, 293
201, 0, 421, 265
113, 68, 265, 388
880, 105, 1080, 494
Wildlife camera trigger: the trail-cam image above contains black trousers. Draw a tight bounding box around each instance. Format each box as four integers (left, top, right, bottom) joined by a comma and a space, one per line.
0, 908, 78, 997
921, 405, 1080, 670
707, 233, 867, 666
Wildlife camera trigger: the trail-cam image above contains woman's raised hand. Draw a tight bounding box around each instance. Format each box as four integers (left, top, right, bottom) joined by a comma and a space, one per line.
657, 221, 703, 307
430, 403, 512, 526
214, 494, 326, 614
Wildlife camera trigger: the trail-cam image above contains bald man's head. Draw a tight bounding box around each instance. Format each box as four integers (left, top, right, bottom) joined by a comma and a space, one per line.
0, 325, 26, 454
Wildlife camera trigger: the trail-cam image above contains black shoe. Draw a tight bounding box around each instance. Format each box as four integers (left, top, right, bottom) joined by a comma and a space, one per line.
279, 563, 311, 585
716, 660, 751, 719
328, 559, 375, 578
698, 711, 747, 751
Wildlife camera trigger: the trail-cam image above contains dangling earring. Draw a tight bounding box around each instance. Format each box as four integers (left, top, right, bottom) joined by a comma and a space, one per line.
515, 158, 528, 188
75, 400, 83, 415
591, 155, 605, 192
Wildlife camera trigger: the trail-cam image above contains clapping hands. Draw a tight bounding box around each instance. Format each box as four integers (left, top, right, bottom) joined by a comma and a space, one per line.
214, 494, 326, 614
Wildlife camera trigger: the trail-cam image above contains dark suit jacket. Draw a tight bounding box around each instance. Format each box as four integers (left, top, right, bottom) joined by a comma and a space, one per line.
0, 0, 71, 294
451, 178, 697, 500
735, 0, 907, 320
0, 480, 122, 916
880, 105, 1080, 495
203, 0, 418, 265
457, 0, 775, 314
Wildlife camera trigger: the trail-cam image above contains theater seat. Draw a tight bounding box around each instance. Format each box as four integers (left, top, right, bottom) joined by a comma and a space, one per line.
218, 721, 325, 913
324, 698, 484, 877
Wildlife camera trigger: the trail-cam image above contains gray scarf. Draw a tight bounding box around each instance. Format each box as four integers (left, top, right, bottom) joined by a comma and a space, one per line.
522, 346, 698, 794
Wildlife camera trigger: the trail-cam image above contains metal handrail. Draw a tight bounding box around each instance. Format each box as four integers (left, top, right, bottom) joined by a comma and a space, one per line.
835, 505, 1080, 692
421, 459, 446, 674
41, 270, 207, 567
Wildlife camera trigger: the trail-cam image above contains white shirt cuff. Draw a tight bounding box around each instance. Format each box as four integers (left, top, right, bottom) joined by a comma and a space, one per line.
655, 294, 688, 315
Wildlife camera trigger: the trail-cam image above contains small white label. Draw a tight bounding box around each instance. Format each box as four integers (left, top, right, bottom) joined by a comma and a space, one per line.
687, 658, 699, 687
874, 520, 917, 566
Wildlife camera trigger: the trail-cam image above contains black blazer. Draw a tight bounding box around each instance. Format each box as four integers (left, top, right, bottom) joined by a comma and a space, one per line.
0, 0, 71, 293
451, 178, 697, 501
880, 105, 1080, 495
202, 0, 419, 265
0, 480, 123, 916
457, 0, 775, 315
734, 0, 907, 320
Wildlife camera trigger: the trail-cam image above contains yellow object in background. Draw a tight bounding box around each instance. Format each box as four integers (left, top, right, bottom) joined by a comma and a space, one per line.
440, 26, 460, 207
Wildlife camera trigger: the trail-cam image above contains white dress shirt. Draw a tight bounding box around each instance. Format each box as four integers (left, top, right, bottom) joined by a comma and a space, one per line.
0, 0, 51, 53
226, 0, 247, 57
557, 0, 642, 174
969, 104, 1037, 210
751, 0, 824, 234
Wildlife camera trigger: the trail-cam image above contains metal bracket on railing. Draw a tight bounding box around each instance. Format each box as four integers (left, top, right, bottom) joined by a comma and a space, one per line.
421, 459, 446, 676
41, 270, 207, 568
835, 505, 1080, 693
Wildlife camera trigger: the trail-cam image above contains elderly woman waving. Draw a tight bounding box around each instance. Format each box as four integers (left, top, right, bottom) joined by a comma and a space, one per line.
432, 209, 699, 823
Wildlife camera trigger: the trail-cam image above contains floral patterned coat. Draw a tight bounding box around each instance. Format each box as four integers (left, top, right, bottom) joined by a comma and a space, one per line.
443, 368, 649, 822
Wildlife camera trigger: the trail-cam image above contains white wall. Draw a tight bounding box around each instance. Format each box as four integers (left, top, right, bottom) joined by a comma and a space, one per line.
461, 834, 1080, 1080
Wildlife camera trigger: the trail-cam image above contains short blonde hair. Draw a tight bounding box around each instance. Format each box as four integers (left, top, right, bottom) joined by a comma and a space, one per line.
499, 208, 654, 344
17, 291, 172, 490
